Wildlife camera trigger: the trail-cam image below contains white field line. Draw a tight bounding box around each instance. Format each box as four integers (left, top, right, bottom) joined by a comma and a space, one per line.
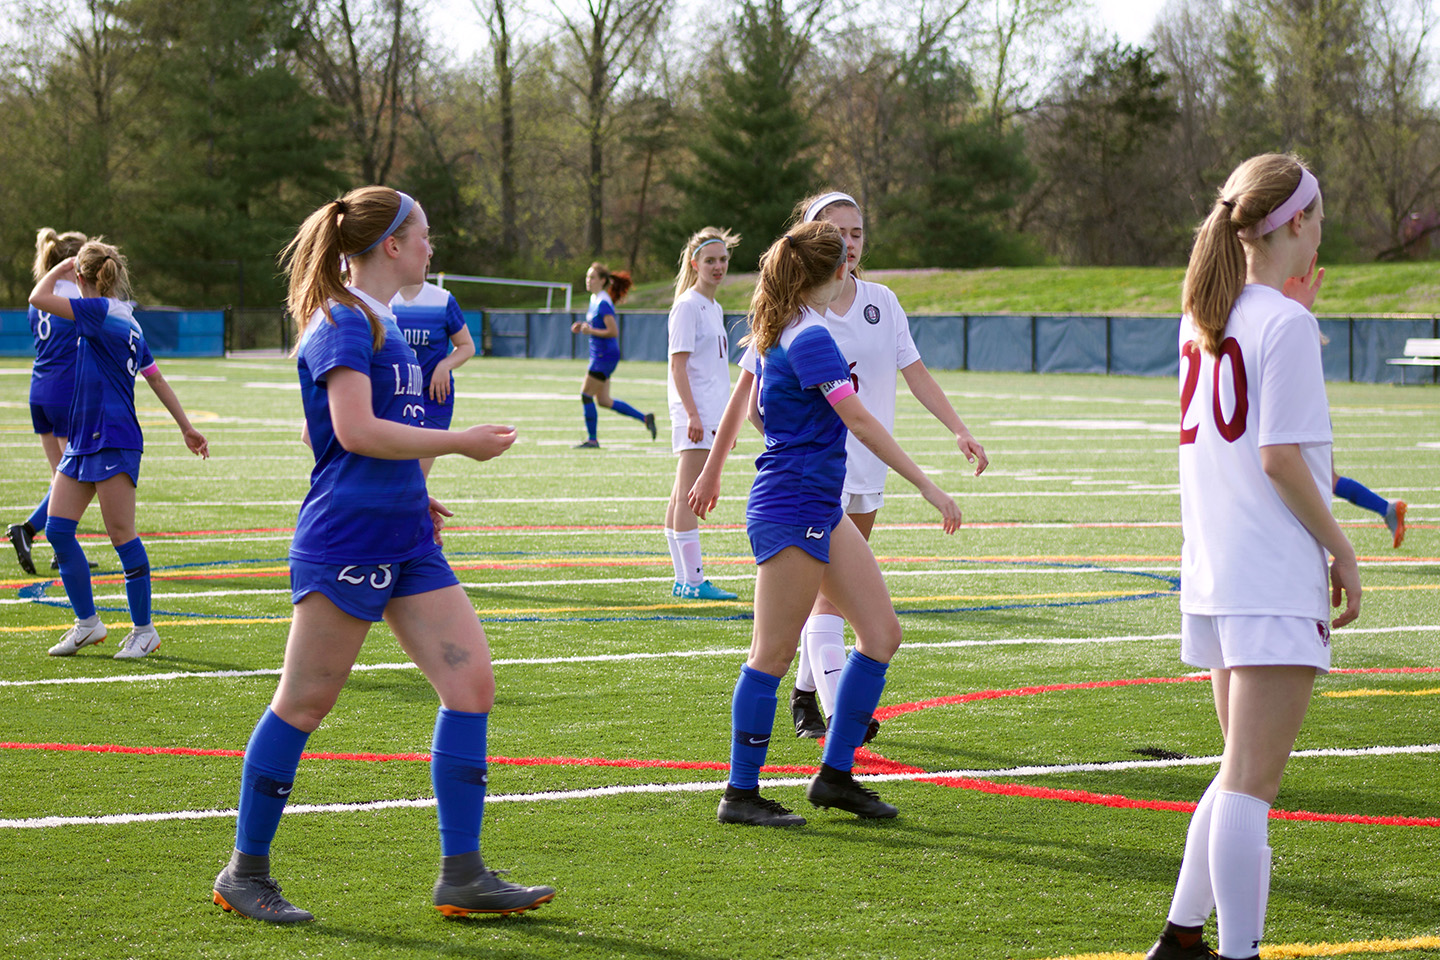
1, 625, 1435, 689
3, 743, 1437, 830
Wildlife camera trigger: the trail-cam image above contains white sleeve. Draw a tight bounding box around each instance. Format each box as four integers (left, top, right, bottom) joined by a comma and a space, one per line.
668, 299, 697, 356
892, 290, 921, 369
1258, 310, 1331, 446
739, 344, 758, 374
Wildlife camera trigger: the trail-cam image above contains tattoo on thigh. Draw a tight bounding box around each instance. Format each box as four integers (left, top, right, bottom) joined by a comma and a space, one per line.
441, 642, 471, 669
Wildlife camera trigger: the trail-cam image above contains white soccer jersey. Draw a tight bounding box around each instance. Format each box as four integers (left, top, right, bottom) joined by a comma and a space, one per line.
827, 278, 921, 495
739, 279, 920, 496
1178, 284, 1333, 619
667, 288, 731, 426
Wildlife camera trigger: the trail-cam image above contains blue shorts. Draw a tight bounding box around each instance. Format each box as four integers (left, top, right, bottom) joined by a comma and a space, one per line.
289, 546, 460, 622
423, 397, 454, 430
30, 401, 72, 437
57, 448, 141, 486
747, 515, 841, 564
587, 356, 618, 380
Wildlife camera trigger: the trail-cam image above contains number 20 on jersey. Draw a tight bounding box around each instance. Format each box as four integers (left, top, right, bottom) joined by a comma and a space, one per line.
1179, 338, 1249, 445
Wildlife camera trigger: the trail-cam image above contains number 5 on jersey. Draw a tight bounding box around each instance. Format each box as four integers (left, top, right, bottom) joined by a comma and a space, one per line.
1179, 339, 1248, 445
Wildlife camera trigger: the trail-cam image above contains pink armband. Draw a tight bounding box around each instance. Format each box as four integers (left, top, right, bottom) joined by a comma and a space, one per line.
140, 362, 159, 378
819, 379, 855, 406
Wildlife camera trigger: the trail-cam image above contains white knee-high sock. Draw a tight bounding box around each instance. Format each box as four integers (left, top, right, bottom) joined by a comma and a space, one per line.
1166, 779, 1221, 926
1210, 790, 1271, 959
663, 528, 684, 582
675, 528, 703, 586
804, 614, 847, 716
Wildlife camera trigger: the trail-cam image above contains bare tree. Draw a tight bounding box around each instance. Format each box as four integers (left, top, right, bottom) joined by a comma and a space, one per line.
551, 0, 669, 256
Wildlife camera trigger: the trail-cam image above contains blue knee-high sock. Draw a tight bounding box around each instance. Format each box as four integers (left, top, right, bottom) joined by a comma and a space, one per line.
729, 665, 780, 790
1334, 476, 1388, 517
115, 537, 150, 627
235, 708, 311, 857
610, 398, 645, 422
821, 651, 889, 772
44, 517, 94, 620
431, 707, 490, 856
26, 490, 49, 533
581, 394, 598, 440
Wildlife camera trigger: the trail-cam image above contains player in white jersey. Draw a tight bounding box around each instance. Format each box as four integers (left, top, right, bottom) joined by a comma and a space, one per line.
779, 191, 988, 739
1140, 155, 1360, 960
664, 227, 741, 601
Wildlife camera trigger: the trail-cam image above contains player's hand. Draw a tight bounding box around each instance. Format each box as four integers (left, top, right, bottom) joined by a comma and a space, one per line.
923, 483, 962, 535
686, 414, 703, 443
956, 432, 988, 476
1282, 254, 1324, 309
54, 256, 78, 280
184, 427, 209, 459
688, 470, 721, 519
456, 424, 517, 462
1330, 551, 1361, 628
570, 321, 585, 334
428, 495, 453, 546
428, 368, 451, 403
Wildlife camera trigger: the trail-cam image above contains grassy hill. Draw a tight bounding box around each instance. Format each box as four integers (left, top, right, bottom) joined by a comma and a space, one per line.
617, 264, 1440, 316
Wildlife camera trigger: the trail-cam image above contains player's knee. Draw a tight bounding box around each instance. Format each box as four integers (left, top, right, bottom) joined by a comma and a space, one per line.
581, 393, 595, 406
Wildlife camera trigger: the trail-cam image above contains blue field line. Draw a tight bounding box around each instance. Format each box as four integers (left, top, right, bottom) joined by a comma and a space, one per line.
13, 558, 1180, 623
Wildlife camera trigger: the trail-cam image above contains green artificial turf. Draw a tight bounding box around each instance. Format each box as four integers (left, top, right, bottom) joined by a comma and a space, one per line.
0, 358, 1435, 959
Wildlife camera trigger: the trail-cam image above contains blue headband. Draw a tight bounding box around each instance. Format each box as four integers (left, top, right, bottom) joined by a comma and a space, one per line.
692, 237, 726, 259
356, 192, 416, 256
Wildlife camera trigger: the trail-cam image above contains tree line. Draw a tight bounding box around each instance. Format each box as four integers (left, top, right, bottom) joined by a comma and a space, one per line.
1, 0, 1437, 309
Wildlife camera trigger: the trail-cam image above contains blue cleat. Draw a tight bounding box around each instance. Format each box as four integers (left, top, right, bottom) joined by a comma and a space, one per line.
679, 580, 737, 601
672, 580, 683, 597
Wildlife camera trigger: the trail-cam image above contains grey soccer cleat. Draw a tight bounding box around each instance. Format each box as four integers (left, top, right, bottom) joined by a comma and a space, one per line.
213, 867, 314, 924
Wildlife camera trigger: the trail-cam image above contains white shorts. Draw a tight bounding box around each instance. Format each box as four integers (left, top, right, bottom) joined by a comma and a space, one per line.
1181, 613, 1332, 674
842, 491, 884, 515
671, 421, 719, 453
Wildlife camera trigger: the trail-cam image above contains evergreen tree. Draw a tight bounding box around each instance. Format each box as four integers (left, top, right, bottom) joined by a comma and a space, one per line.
664, 0, 819, 272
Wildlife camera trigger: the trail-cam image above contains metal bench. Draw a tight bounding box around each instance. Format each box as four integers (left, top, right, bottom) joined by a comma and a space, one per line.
1387, 337, 1440, 384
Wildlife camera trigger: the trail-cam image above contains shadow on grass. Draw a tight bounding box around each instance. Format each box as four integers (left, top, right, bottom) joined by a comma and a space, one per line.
306, 911, 726, 960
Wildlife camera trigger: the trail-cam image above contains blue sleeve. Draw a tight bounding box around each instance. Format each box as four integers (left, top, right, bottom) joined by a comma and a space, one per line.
787, 326, 851, 390
596, 299, 616, 319
445, 295, 465, 337
137, 334, 155, 372
304, 310, 375, 384
71, 298, 108, 339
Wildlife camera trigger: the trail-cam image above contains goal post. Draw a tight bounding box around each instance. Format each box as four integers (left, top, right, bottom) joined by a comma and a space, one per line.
429, 272, 573, 313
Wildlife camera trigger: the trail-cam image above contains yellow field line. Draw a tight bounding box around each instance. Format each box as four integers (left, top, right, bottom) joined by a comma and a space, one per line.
1046, 934, 1440, 959
1323, 688, 1440, 699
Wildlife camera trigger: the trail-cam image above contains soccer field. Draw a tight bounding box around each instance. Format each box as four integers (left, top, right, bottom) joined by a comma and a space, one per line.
1, 357, 1436, 960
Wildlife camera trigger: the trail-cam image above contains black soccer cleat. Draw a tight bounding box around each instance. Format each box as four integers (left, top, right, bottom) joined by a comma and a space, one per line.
213, 868, 314, 924
806, 769, 897, 819
717, 788, 806, 827
8, 523, 36, 575
790, 688, 826, 739
1144, 930, 1219, 959
433, 866, 555, 917
644, 411, 657, 440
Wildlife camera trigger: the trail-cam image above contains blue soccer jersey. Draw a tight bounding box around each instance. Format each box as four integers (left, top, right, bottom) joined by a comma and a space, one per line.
64, 297, 156, 456
292, 291, 434, 564
585, 291, 620, 365
747, 310, 856, 526
390, 282, 466, 402
28, 279, 81, 406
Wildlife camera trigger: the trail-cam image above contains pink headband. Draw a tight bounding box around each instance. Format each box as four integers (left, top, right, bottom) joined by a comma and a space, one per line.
1240, 168, 1319, 240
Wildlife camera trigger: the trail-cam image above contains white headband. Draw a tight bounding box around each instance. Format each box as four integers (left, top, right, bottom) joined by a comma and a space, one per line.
1240, 169, 1319, 240
803, 191, 858, 223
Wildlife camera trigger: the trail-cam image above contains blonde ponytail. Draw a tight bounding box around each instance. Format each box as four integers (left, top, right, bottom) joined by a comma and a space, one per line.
33, 227, 88, 281
74, 240, 132, 301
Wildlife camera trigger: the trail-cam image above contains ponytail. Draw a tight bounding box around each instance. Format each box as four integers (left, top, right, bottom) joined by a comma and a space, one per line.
32, 227, 88, 281
1183, 153, 1318, 356
281, 186, 418, 353
741, 221, 846, 355
74, 240, 132, 301
589, 261, 633, 305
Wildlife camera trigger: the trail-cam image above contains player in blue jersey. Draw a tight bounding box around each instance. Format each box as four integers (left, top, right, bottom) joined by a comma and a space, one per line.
1333, 475, 1406, 548
212, 186, 554, 925
390, 279, 476, 477
8, 228, 100, 576
570, 261, 656, 447
28, 241, 210, 659
689, 221, 963, 827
